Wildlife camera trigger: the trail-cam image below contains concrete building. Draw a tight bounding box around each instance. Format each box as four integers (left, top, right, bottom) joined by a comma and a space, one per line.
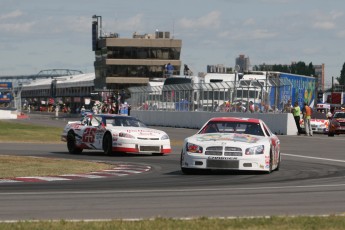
314, 64, 325, 91
92, 16, 182, 91
235, 54, 251, 73
206, 64, 232, 73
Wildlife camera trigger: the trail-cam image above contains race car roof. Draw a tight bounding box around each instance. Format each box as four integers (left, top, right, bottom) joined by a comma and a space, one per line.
208, 117, 261, 123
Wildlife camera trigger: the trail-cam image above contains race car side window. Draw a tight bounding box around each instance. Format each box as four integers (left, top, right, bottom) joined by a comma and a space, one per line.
114, 119, 122, 126
263, 124, 271, 136
81, 117, 89, 126
91, 117, 100, 126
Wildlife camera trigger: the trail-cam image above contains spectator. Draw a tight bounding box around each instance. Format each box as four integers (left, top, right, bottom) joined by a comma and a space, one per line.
81, 105, 86, 114
302, 102, 313, 136
213, 101, 220, 112
128, 104, 131, 116
284, 99, 293, 113
120, 89, 126, 104
225, 100, 231, 112
292, 101, 302, 135
165, 63, 174, 77
184, 64, 190, 76
249, 101, 255, 113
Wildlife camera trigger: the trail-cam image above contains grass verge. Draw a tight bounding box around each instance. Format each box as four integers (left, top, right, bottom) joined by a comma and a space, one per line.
0, 155, 113, 178
0, 216, 345, 229
0, 120, 113, 178
0, 120, 61, 142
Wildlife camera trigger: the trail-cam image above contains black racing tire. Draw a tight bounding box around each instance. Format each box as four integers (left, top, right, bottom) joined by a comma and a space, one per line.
67, 133, 83, 154
328, 132, 335, 137
181, 167, 197, 174
103, 133, 113, 155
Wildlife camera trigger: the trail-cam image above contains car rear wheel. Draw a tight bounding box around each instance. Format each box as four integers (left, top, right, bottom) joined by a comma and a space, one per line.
103, 133, 113, 155
67, 133, 83, 154
328, 132, 335, 137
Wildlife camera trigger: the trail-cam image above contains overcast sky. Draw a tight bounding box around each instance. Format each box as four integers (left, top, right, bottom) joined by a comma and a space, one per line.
1, 0, 344, 86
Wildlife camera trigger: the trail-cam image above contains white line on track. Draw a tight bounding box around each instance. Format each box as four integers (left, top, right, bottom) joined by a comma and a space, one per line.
1, 183, 345, 196
282, 153, 345, 163
287, 135, 345, 141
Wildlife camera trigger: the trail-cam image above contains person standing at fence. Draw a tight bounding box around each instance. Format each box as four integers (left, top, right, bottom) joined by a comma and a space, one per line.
249, 101, 255, 113
165, 63, 174, 77
292, 101, 302, 135
183, 64, 190, 76
284, 99, 293, 113
302, 102, 313, 136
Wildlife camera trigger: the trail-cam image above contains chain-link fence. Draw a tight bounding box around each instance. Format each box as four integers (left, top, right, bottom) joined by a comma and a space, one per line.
128, 78, 293, 113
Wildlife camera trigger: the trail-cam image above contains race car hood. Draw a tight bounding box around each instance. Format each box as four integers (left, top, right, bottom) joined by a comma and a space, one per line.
185, 133, 267, 147
110, 126, 168, 139
334, 118, 345, 122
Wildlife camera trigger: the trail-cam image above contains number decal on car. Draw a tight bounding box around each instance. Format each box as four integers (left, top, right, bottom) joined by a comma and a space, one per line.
82, 128, 97, 143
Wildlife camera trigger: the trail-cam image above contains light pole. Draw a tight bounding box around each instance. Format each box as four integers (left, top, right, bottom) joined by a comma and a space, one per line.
233, 65, 240, 104
51, 78, 66, 117
13, 83, 23, 114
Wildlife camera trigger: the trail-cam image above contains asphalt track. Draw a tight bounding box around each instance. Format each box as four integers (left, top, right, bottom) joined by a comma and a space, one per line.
0, 114, 345, 221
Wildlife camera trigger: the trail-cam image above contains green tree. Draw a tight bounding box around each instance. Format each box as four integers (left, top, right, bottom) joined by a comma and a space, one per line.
336, 62, 345, 85
253, 61, 316, 76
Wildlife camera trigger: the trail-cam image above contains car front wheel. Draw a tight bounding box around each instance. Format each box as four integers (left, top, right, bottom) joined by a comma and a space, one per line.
67, 133, 83, 154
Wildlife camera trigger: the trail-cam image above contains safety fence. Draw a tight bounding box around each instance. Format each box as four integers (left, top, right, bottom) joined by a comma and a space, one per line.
128, 78, 293, 113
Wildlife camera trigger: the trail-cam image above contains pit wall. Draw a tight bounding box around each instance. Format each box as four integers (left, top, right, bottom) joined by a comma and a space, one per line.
131, 111, 297, 135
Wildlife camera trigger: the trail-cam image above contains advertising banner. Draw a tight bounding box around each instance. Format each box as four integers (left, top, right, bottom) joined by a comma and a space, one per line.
0, 92, 12, 103
0, 82, 12, 90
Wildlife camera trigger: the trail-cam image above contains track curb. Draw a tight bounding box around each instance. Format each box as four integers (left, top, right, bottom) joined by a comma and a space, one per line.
0, 164, 151, 183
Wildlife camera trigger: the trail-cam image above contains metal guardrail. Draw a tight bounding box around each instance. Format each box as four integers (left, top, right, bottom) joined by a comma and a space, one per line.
128, 78, 292, 113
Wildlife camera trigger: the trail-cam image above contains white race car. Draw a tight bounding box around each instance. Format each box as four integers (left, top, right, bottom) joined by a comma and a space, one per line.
300, 111, 330, 134
181, 117, 281, 174
61, 114, 171, 155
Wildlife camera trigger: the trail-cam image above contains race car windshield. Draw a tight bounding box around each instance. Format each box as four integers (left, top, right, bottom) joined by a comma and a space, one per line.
200, 121, 264, 136
333, 112, 345, 118
106, 117, 147, 127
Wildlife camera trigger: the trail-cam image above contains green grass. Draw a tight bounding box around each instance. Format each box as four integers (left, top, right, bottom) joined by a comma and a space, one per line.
0, 155, 113, 178
0, 120, 61, 142
0, 216, 345, 229
0, 120, 113, 178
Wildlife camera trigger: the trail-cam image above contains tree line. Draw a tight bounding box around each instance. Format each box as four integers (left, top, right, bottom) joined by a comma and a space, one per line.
253, 61, 345, 86
253, 61, 315, 76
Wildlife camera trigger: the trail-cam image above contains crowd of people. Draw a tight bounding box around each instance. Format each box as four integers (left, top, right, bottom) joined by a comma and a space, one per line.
139, 100, 284, 113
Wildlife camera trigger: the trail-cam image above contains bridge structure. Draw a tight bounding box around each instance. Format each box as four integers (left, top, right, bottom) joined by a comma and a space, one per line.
0, 69, 84, 83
